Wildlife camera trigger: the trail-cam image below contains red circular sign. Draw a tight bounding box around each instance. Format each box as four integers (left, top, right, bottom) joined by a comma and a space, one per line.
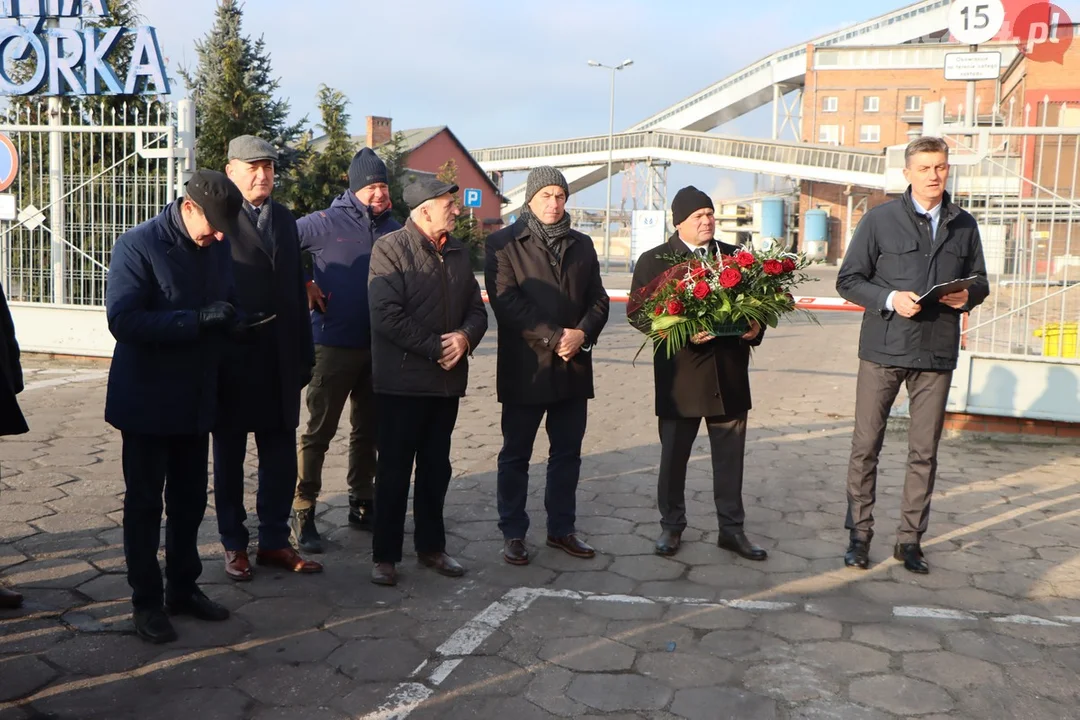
0, 133, 18, 192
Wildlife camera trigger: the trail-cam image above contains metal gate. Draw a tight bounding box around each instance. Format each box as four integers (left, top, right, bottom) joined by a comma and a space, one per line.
0, 98, 194, 307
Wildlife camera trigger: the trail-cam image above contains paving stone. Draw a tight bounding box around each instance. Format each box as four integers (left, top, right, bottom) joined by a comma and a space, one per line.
849, 674, 955, 715
0, 655, 57, 702
850, 622, 943, 652
609, 554, 686, 581
636, 650, 736, 688
524, 665, 590, 717
566, 673, 672, 712
410, 695, 558, 720
538, 635, 636, 671
756, 613, 843, 641
803, 597, 895, 624
797, 641, 891, 675
436, 656, 531, 696
327, 638, 428, 682
235, 662, 351, 707
511, 598, 610, 637
551, 571, 637, 595
606, 618, 696, 652
4, 557, 99, 589
1005, 663, 1080, 704
249, 707, 349, 720
946, 630, 1046, 664
580, 596, 666, 621
664, 603, 754, 630
903, 650, 1004, 690
956, 684, 1078, 720
743, 661, 840, 702
787, 700, 892, 720
43, 632, 163, 675
669, 687, 777, 720
698, 629, 792, 662
131, 686, 252, 720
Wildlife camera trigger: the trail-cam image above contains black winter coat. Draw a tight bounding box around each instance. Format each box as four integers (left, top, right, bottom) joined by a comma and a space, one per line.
215, 201, 314, 433
368, 220, 487, 397
0, 280, 28, 437
837, 188, 989, 371
105, 203, 235, 435
630, 235, 763, 419
485, 218, 610, 405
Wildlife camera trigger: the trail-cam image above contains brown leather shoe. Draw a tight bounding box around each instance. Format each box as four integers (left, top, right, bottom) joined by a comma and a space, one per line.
224, 550, 253, 582
256, 547, 323, 574
503, 538, 529, 566
0, 586, 23, 609
546, 534, 595, 559
371, 563, 397, 586
417, 552, 465, 577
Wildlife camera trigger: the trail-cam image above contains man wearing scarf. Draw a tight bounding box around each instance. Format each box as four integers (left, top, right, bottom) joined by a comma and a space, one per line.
485, 166, 610, 566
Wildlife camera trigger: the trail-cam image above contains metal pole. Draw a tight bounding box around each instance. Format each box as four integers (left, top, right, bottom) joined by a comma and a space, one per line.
48, 96, 64, 304
603, 67, 615, 273
965, 44, 978, 128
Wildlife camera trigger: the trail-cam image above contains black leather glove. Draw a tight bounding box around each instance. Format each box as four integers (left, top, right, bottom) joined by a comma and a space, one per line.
197, 301, 236, 331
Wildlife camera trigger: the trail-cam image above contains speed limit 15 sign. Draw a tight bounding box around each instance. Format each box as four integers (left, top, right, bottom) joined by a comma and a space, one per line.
948, 0, 1006, 45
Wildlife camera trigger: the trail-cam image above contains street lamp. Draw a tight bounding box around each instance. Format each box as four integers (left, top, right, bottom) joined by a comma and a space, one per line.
588, 58, 633, 272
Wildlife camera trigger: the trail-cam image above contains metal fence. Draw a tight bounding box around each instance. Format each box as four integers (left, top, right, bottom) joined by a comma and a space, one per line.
0, 99, 183, 307
949, 99, 1080, 363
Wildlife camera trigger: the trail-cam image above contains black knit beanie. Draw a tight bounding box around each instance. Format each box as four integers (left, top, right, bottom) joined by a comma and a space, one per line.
348, 148, 389, 192
671, 185, 714, 227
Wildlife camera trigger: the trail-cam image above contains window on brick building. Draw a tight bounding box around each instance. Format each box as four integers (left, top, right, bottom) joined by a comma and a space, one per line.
819, 125, 841, 144
859, 125, 881, 143
905, 95, 922, 112
863, 96, 880, 112
822, 96, 838, 113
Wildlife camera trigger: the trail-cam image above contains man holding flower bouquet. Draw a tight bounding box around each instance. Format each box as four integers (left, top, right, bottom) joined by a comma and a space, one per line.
629, 186, 768, 561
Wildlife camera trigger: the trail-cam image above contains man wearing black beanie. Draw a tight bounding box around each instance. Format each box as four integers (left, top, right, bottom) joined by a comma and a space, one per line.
291, 147, 402, 551
629, 185, 767, 562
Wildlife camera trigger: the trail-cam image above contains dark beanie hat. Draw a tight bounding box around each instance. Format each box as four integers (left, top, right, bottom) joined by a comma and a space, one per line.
525, 166, 569, 203
671, 185, 714, 227
348, 148, 389, 192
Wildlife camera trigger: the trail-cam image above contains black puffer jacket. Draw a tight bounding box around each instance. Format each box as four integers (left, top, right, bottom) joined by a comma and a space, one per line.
837, 188, 989, 371
368, 220, 487, 397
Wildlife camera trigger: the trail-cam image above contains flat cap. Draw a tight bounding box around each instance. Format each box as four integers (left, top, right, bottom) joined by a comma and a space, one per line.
185, 169, 243, 237
403, 178, 458, 210
227, 135, 279, 163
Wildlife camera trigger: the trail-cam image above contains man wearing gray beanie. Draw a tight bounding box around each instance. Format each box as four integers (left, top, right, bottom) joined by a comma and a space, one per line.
291, 147, 402, 552
484, 166, 610, 566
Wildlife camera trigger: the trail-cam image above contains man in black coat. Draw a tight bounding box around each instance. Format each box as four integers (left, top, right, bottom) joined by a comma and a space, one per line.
485, 167, 610, 566
0, 279, 28, 609
105, 169, 241, 643
629, 186, 767, 561
836, 136, 988, 574
214, 136, 320, 582
367, 178, 488, 586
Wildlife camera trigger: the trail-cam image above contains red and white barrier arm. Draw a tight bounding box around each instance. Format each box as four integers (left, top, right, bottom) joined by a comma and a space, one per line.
479, 290, 864, 312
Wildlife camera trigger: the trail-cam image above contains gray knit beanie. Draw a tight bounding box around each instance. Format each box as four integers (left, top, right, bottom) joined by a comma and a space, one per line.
525, 166, 569, 203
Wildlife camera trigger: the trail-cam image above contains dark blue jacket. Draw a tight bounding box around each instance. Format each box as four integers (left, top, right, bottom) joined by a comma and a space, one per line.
298, 191, 402, 348
105, 202, 235, 435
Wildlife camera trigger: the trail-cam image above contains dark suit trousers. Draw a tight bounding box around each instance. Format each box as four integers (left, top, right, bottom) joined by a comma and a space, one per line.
845, 360, 951, 544
212, 429, 297, 552
497, 399, 588, 539
657, 414, 747, 532
121, 432, 208, 610
372, 395, 460, 564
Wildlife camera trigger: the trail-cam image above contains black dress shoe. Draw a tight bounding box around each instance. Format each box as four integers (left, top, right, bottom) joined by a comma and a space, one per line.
133, 607, 178, 644
291, 507, 324, 554
894, 543, 929, 574
503, 539, 529, 566
717, 530, 768, 561
418, 552, 465, 577
845, 539, 870, 569
348, 500, 373, 530
165, 589, 230, 621
655, 529, 682, 557
546, 534, 596, 559
371, 563, 397, 586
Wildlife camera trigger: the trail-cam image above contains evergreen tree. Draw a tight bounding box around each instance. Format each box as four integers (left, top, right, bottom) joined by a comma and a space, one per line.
382, 131, 415, 225
178, 0, 304, 176
283, 85, 355, 216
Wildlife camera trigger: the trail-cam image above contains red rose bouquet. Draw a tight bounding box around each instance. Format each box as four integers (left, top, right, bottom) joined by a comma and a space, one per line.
628, 246, 817, 358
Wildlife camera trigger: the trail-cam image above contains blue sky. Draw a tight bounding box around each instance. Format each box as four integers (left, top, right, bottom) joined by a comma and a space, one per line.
138, 0, 1080, 206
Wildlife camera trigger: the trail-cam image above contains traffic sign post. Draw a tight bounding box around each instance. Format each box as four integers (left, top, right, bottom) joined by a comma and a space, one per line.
463, 188, 482, 208
944, 50, 1002, 80
947, 0, 1006, 126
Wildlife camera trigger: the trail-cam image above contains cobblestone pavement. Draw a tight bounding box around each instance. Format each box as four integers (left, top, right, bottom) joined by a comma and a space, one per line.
2, 284, 1080, 719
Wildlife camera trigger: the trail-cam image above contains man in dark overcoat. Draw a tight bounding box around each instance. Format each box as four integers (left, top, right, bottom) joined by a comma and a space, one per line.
105, 169, 241, 643
485, 166, 610, 566
214, 136, 320, 582
629, 186, 767, 560
0, 278, 28, 609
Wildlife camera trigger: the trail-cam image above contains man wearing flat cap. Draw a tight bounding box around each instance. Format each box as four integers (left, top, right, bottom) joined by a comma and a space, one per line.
213, 135, 320, 583
485, 166, 610, 567
292, 148, 402, 552
105, 169, 242, 643
629, 185, 767, 561
367, 177, 487, 586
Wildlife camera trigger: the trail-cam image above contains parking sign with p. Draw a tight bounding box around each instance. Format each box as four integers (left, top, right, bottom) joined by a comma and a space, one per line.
463, 188, 482, 208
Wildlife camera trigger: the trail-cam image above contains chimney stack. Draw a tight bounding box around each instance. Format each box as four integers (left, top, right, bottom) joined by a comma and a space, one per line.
365, 116, 392, 148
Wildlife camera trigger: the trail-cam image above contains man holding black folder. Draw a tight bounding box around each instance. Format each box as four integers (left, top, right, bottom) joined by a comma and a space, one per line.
836, 136, 989, 574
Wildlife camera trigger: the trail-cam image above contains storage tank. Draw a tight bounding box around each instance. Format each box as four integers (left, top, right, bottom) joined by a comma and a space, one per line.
804, 209, 829, 262
760, 197, 785, 240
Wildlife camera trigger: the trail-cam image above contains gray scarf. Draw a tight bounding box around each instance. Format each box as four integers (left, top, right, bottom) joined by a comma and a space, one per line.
246, 199, 275, 253
521, 205, 572, 260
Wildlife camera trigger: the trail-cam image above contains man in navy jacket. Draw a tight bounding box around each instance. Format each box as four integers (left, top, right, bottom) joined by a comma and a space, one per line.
105, 170, 242, 643
292, 148, 401, 551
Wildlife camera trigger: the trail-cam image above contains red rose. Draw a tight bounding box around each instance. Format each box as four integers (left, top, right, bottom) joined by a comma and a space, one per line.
690, 265, 707, 280
654, 304, 664, 316
675, 279, 688, 293
721, 255, 737, 267
762, 259, 784, 276
666, 299, 684, 315
735, 251, 755, 268
692, 280, 711, 300
785, 292, 795, 303
719, 268, 742, 289
781, 258, 796, 273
